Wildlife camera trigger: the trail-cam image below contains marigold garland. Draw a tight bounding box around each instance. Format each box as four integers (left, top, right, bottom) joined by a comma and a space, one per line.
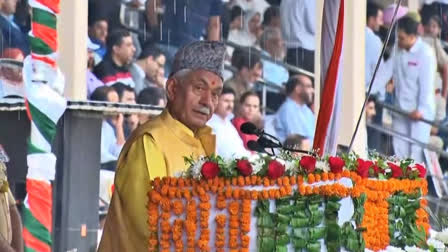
148, 170, 430, 251
228, 201, 240, 250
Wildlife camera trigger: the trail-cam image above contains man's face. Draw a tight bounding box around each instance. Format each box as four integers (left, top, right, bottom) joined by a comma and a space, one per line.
145, 55, 165, 81
248, 14, 261, 35
269, 16, 281, 29
121, 90, 136, 104
216, 93, 235, 119
397, 30, 416, 50
241, 63, 263, 85
366, 101, 376, 122
92, 20, 108, 44
107, 91, 119, 103
426, 19, 440, 37
166, 69, 223, 131
240, 95, 260, 122
114, 36, 136, 66
1, 0, 17, 15
297, 76, 314, 104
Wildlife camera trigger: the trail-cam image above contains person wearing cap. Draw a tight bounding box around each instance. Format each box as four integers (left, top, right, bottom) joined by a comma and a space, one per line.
98, 41, 226, 251
87, 37, 105, 98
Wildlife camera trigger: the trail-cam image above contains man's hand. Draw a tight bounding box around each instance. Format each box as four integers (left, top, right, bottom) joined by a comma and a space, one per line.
409, 110, 423, 121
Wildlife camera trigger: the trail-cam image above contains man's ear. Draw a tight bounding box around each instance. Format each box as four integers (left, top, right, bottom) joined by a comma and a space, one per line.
165, 78, 177, 102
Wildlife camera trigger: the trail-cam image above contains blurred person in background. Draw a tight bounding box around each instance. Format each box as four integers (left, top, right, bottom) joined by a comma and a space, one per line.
87, 38, 105, 99
88, 16, 108, 59
94, 29, 136, 87
136, 86, 166, 125
262, 6, 281, 29
111, 82, 139, 137
375, 17, 436, 163
280, 0, 315, 72
207, 87, 250, 158
129, 44, 165, 93
228, 10, 262, 47
275, 74, 315, 144
225, 47, 262, 108
0, 0, 29, 55
365, 2, 385, 152
147, 0, 222, 72
232, 91, 262, 150
422, 15, 448, 121
260, 27, 288, 85
90, 86, 125, 171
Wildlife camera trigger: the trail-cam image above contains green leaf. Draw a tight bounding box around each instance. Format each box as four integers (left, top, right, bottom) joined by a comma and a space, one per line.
276, 213, 291, 224
292, 238, 307, 249
309, 227, 326, 240
275, 245, 288, 252
310, 211, 324, 227
258, 213, 275, 228
276, 223, 288, 233
291, 218, 309, 228
307, 242, 322, 252
276, 234, 290, 246
258, 227, 275, 236
293, 228, 308, 239
258, 237, 275, 252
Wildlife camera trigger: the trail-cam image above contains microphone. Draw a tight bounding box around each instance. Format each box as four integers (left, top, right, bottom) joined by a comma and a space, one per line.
247, 140, 264, 153
240, 122, 262, 136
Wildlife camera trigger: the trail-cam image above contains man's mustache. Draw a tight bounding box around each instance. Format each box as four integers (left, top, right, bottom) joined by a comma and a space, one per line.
198, 106, 211, 115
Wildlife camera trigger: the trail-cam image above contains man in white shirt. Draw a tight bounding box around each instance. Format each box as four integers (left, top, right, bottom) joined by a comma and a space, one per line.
275, 74, 315, 144
365, 2, 385, 151
207, 87, 250, 159
375, 17, 437, 163
280, 0, 316, 72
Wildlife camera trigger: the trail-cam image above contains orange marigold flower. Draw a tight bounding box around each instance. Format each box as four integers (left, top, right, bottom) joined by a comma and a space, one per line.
229, 236, 238, 248
245, 176, 251, 185
251, 175, 258, 185
277, 177, 283, 186
263, 177, 270, 187
229, 220, 239, 229
229, 228, 239, 236
225, 187, 233, 198
308, 174, 315, 184
149, 190, 162, 203
233, 188, 241, 199
238, 176, 245, 186
329, 172, 335, 180
241, 235, 250, 248
232, 177, 238, 186
290, 176, 297, 185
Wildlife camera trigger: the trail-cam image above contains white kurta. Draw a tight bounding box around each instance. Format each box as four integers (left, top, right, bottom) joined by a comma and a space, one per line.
207, 114, 251, 159
365, 27, 384, 100
375, 38, 436, 163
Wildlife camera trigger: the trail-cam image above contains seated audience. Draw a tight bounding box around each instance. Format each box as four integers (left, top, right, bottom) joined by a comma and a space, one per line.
0, 0, 29, 55
275, 74, 315, 143
90, 86, 125, 171
262, 6, 281, 29
111, 82, 138, 137
232, 91, 262, 150
136, 86, 166, 125
87, 37, 105, 98
260, 27, 288, 85
225, 47, 263, 109
228, 10, 262, 48
88, 16, 108, 59
130, 44, 166, 93
93, 29, 136, 87
207, 87, 250, 159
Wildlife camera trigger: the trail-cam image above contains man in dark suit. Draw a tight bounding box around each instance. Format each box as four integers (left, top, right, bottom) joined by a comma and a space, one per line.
0, 0, 29, 55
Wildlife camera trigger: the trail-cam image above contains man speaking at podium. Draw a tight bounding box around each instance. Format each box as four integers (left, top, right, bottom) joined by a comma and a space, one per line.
98, 41, 226, 251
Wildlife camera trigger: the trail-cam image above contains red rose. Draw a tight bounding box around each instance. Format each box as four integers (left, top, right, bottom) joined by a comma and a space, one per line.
414, 164, 426, 178
329, 156, 345, 173
372, 163, 382, 175
388, 162, 403, 178
300, 156, 316, 173
357, 158, 373, 178
236, 159, 253, 176
267, 160, 285, 179
201, 161, 220, 179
